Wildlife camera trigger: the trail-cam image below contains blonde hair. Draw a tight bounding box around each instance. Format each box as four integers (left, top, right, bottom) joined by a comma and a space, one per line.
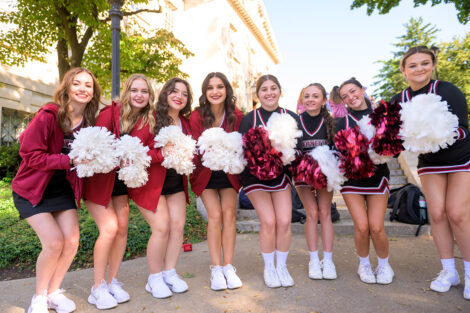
120, 74, 156, 134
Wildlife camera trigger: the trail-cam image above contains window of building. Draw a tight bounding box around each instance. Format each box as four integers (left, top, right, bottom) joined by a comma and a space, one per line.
1, 108, 32, 145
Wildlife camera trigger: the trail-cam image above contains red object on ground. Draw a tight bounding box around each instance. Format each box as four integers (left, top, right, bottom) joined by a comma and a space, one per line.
183, 243, 192, 252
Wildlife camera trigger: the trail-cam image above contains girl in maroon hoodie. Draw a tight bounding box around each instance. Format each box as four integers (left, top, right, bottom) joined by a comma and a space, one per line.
83, 74, 160, 309
141, 78, 192, 299
189, 72, 243, 291
11, 67, 101, 313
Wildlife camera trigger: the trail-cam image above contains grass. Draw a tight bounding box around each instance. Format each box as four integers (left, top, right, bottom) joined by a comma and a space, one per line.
0, 179, 207, 271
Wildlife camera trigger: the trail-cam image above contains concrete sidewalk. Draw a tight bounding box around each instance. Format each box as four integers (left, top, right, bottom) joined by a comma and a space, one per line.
1, 233, 469, 313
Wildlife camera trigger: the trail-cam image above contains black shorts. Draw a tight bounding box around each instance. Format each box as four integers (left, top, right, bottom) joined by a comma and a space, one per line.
161, 168, 184, 195
111, 173, 128, 196
205, 170, 233, 189
13, 191, 76, 219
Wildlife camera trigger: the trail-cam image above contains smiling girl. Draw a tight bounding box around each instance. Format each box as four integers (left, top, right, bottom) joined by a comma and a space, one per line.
189, 72, 244, 291
141, 77, 193, 299
83, 74, 158, 309
12, 67, 101, 313
295, 83, 337, 280
239, 74, 301, 288
392, 46, 470, 300
337, 77, 393, 285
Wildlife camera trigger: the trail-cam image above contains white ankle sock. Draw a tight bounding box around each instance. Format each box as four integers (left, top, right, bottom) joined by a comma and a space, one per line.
262, 251, 275, 269
464, 260, 470, 277
276, 250, 289, 268
163, 268, 176, 278
441, 258, 456, 273
377, 256, 389, 267
359, 255, 370, 266
323, 251, 333, 262
309, 250, 319, 262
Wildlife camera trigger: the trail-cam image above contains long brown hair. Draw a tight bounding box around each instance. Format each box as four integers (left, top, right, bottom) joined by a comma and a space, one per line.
255, 74, 282, 97
53, 67, 101, 133
155, 78, 192, 133
120, 74, 156, 134
299, 83, 336, 144
197, 72, 237, 131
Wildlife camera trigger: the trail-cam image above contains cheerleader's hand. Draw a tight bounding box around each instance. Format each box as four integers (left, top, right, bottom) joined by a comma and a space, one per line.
120, 158, 132, 168
163, 143, 175, 157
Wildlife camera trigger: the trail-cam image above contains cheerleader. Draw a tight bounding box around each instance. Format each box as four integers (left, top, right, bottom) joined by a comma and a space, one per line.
11, 68, 100, 313
239, 74, 301, 288
337, 77, 394, 284
189, 73, 243, 290
141, 78, 193, 299
392, 46, 470, 300
83, 74, 158, 309
296, 83, 337, 280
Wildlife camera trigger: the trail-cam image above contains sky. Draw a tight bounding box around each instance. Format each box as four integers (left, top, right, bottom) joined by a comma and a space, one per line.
264, 0, 470, 111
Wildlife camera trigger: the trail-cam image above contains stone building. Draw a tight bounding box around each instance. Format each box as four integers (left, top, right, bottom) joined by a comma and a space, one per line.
0, 0, 280, 143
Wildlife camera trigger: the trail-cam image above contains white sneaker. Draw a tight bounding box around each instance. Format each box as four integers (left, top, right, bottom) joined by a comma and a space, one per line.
308, 258, 322, 279
375, 264, 394, 284
108, 278, 130, 303
430, 270, 460, 292
263, 267, 281, 288
145, 273, 173, 298
48, 289, 76, 313
163, 271, 189, 293
210, 266, 227, 291
223, 264, 242, 289
27, 292, 48, 313
464, 274, 470, 300
357, 264, 376, 284
87, 280, 118, 310
321, 259, 338, 280
276, 265, 294, 287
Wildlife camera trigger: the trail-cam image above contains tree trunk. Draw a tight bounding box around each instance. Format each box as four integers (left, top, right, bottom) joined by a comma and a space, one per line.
57, 38, 70, 82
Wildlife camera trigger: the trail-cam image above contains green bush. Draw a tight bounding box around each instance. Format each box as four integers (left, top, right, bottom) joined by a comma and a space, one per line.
0, 143, 21, 179
0, 182, 206, 270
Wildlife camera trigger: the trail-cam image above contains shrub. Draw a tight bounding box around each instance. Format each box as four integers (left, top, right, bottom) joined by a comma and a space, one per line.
0, 143, 21, 179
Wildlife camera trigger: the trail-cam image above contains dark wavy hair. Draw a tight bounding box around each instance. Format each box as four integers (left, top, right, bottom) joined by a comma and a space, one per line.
299, 83, 336, 145
197, 72, 237, 131
53, 67, 101, 133
155, 78, 192, 133
338, 77, 372, 110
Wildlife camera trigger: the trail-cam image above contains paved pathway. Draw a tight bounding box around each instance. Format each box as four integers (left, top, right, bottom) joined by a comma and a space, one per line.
1, 233, 469, 313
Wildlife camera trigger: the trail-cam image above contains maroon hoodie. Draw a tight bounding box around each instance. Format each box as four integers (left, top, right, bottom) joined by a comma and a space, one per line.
11, 103, 81, 207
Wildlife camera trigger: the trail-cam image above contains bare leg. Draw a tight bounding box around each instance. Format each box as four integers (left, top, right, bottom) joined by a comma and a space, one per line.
47, 209, 80, 293
219, 188, 238, 266
317, 188, 334, 253
343, 194, 370, 257
163, 191, 186, 270
107, 195, 129, 283
247, 191, 276, 252
296, 187, 319, 252
272, 187, 292, 252
366, 193, 389, 259
201, 189, 223, 266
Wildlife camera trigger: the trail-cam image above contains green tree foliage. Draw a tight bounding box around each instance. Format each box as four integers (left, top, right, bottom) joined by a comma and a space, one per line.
0, 0, 193, 91
438, 33, 470, 106
372, 17, 439, 100
350, 0, 469, 24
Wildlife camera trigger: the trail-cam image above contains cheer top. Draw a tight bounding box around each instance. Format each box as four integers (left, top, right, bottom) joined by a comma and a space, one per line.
238, 106, 301, 194
391, 80, 470, 175
298, 111, 329, 153
335, 108, 390, 194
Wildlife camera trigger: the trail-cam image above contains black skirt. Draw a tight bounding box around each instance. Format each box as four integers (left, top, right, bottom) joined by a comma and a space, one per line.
13, 170, 76, 219
111, 172, 128, 196
161, 168, 184, 195
205, 170, 233, 189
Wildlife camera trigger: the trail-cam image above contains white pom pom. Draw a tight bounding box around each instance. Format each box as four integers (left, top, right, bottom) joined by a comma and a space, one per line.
197, 128, 246, 175
154, 125, 196, 175
400, 94, 458, 154
266, 113, 302, 165
356, 116, 375, 141
368, 148, 392, 165
69, 127, 119, 178
114, 135, 151, 188
310, 145, 345, 192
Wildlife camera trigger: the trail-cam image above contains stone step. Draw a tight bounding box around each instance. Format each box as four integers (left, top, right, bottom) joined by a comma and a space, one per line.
390, 176, 408, 185
236, 219, 430, 236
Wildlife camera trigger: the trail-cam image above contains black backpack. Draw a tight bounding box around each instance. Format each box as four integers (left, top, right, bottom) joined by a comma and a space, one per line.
388, 183, 428, 236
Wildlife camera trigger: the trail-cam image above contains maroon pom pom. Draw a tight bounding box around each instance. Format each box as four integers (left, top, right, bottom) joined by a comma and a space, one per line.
292, 154, 327, 189
369, 100, 404, 156
334, 126, 375, 180
243, 127, 283, 180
